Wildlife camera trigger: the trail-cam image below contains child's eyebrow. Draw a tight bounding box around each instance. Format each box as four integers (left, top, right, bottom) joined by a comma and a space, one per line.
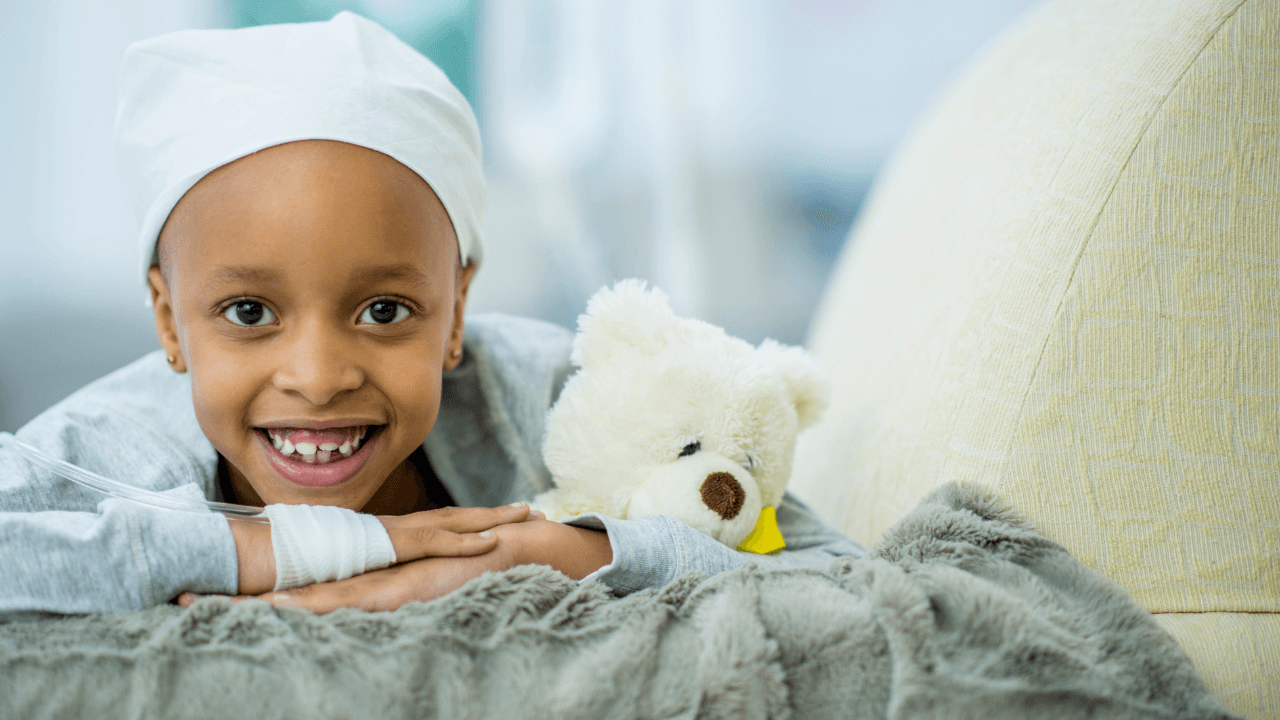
206, 266, 280, 287
203, 264, 430, 288
358, 264, 432, 287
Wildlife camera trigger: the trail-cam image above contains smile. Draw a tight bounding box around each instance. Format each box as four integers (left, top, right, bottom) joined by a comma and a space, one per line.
255, 425, 381, 488
266, 426, 369, 464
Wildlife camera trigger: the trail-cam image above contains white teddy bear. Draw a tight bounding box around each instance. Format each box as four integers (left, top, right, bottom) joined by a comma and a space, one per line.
532, 280, 829, 553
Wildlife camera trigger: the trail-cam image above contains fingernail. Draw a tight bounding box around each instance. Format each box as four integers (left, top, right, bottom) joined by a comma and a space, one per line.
507, 501, 527, 509
480, 530, 495, 538
271, 593, 293, 605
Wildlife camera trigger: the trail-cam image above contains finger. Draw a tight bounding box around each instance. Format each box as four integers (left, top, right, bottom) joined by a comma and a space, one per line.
177, 592, 250, 608
260, 574, 399, 615
260, 588, 346, 615
385, 525, 499, 564
260, 555, 501, 615
385, 503, 531, 534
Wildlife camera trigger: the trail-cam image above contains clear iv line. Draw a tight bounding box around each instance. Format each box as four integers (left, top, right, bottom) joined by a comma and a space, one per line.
0, 431, 269, 523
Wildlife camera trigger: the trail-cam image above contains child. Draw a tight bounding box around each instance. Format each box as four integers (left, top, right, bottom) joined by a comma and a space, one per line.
0, 12, 863, 620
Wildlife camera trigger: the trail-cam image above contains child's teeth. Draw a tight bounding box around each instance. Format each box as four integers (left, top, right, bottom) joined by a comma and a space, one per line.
268, 429, 369, 461
269, 432, 366, 462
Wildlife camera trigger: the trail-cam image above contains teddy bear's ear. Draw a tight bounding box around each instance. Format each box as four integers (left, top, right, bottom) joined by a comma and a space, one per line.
757, 340, 830, 430
572, 279, 678, 366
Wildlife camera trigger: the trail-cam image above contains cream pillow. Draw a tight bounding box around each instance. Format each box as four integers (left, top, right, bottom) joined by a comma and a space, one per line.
793, 0, 1278, 715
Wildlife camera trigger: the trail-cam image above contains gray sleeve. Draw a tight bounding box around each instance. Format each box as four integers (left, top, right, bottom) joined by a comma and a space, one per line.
562, 491, 865, 595
0, 415, 239, 620
0, 486, 239, 621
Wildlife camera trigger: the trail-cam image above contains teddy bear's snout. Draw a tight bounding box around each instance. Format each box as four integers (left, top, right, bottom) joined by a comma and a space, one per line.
700, 472, 745, 520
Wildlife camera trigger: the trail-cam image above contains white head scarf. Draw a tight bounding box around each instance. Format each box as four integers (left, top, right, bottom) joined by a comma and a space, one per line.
115, 11, 484, 290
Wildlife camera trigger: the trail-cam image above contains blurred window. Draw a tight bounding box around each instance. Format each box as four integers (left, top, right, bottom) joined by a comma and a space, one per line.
226, 0, 479, 106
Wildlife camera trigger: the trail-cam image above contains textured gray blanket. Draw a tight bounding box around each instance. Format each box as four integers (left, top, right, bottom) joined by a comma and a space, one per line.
0, 484, 1236, 720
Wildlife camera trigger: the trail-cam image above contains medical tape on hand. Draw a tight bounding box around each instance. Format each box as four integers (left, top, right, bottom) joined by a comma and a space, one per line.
263, 504, 397, 591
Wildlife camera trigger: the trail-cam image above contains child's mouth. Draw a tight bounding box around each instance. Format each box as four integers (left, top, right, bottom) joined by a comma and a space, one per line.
262, 425, 373, 464
254, 425, 382, 487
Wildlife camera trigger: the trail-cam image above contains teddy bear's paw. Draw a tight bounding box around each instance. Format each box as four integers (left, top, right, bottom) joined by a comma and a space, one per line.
528, 490, 566, 521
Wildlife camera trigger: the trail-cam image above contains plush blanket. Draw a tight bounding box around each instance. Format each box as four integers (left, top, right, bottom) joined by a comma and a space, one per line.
0, 484, 1236, 720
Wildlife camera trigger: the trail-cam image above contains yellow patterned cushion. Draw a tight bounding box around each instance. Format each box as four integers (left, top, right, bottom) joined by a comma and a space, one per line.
1153, 613, 1280, 719
793, 0, 1278, 714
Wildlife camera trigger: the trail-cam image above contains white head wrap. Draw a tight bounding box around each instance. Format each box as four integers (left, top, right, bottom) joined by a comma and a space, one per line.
115, 11, 484, 289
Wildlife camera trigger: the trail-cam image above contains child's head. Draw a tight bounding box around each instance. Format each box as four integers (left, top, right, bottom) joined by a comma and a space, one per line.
116, 13, 484, 510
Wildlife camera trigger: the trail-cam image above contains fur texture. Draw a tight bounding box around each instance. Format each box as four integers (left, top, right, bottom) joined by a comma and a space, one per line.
534, 280, 829, 548
0, 484, 1236, 720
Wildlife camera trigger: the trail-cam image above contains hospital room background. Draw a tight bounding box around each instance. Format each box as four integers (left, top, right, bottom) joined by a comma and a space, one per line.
0, 0, 1040, 433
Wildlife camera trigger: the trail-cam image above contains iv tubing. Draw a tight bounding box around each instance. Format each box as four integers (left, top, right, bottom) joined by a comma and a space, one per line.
0, 431, 269, 523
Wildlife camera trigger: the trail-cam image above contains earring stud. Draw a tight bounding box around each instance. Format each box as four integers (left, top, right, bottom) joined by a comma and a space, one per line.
166, 355, 176, 364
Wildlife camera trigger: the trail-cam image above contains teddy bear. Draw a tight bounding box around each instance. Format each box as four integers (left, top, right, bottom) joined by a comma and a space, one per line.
532, 280, 829, 553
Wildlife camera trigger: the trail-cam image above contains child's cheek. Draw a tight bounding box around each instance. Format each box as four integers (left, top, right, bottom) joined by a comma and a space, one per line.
184, 342, 267, 461
385, 358, 445, 447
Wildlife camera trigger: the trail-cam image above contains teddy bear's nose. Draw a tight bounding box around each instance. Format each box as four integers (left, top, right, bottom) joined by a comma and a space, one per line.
700, 472, 745, 520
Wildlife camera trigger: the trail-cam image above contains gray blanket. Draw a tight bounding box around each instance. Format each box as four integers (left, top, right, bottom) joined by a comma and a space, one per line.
0, 484, 1236, 719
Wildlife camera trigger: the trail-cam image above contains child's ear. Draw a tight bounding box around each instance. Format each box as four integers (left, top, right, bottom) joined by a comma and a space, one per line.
148, 266, 188, 373
443, 262, 477, 371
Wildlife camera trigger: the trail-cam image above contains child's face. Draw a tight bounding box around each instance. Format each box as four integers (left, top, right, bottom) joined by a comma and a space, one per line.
148, 140, 474, 511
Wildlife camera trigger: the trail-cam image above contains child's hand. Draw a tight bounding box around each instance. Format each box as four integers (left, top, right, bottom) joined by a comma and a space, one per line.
213, 502, 536, 598
183, 515, 612, 614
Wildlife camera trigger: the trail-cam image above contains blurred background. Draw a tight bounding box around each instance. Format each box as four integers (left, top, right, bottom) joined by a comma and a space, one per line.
0, 0, 1041, 432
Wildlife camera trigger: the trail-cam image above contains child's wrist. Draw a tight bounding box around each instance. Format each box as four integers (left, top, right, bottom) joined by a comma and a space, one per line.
492, 519, 608, 578
540, 521, 612, 580
228, 519, 276, 595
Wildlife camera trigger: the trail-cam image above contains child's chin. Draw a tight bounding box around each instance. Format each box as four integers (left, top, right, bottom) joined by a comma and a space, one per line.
263, 484, 370, 511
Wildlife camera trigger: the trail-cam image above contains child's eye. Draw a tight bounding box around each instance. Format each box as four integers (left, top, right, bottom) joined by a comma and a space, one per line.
359, 301, 411, 325
223, 301, 276, 327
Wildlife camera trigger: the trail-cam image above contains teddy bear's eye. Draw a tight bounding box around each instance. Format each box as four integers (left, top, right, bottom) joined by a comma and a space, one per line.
679, 441, 701, 458
744, 454, 755, 471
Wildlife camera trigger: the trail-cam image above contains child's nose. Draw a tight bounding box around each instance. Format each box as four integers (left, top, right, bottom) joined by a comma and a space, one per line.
271, 322, 364, 405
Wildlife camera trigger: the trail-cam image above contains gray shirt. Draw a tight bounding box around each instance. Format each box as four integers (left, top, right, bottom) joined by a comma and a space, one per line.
0, 314, 864, 621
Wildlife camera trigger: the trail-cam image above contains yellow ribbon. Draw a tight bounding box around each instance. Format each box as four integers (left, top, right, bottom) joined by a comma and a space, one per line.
736, 506, 786, 554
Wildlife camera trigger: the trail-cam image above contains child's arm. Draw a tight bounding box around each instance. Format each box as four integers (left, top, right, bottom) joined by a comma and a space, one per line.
0, 441, 240, 620
0, 354, 242, 619
1, 460, 528, 619
560, 491, 866, 595
0, 403, 527, 618
182, 516, 609, 613
225, 504, 537, 595
0, 508, 235, 621
186, 492, 857, 613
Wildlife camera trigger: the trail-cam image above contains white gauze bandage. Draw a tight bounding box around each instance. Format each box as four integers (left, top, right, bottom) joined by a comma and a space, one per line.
263, 504, 397, 591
